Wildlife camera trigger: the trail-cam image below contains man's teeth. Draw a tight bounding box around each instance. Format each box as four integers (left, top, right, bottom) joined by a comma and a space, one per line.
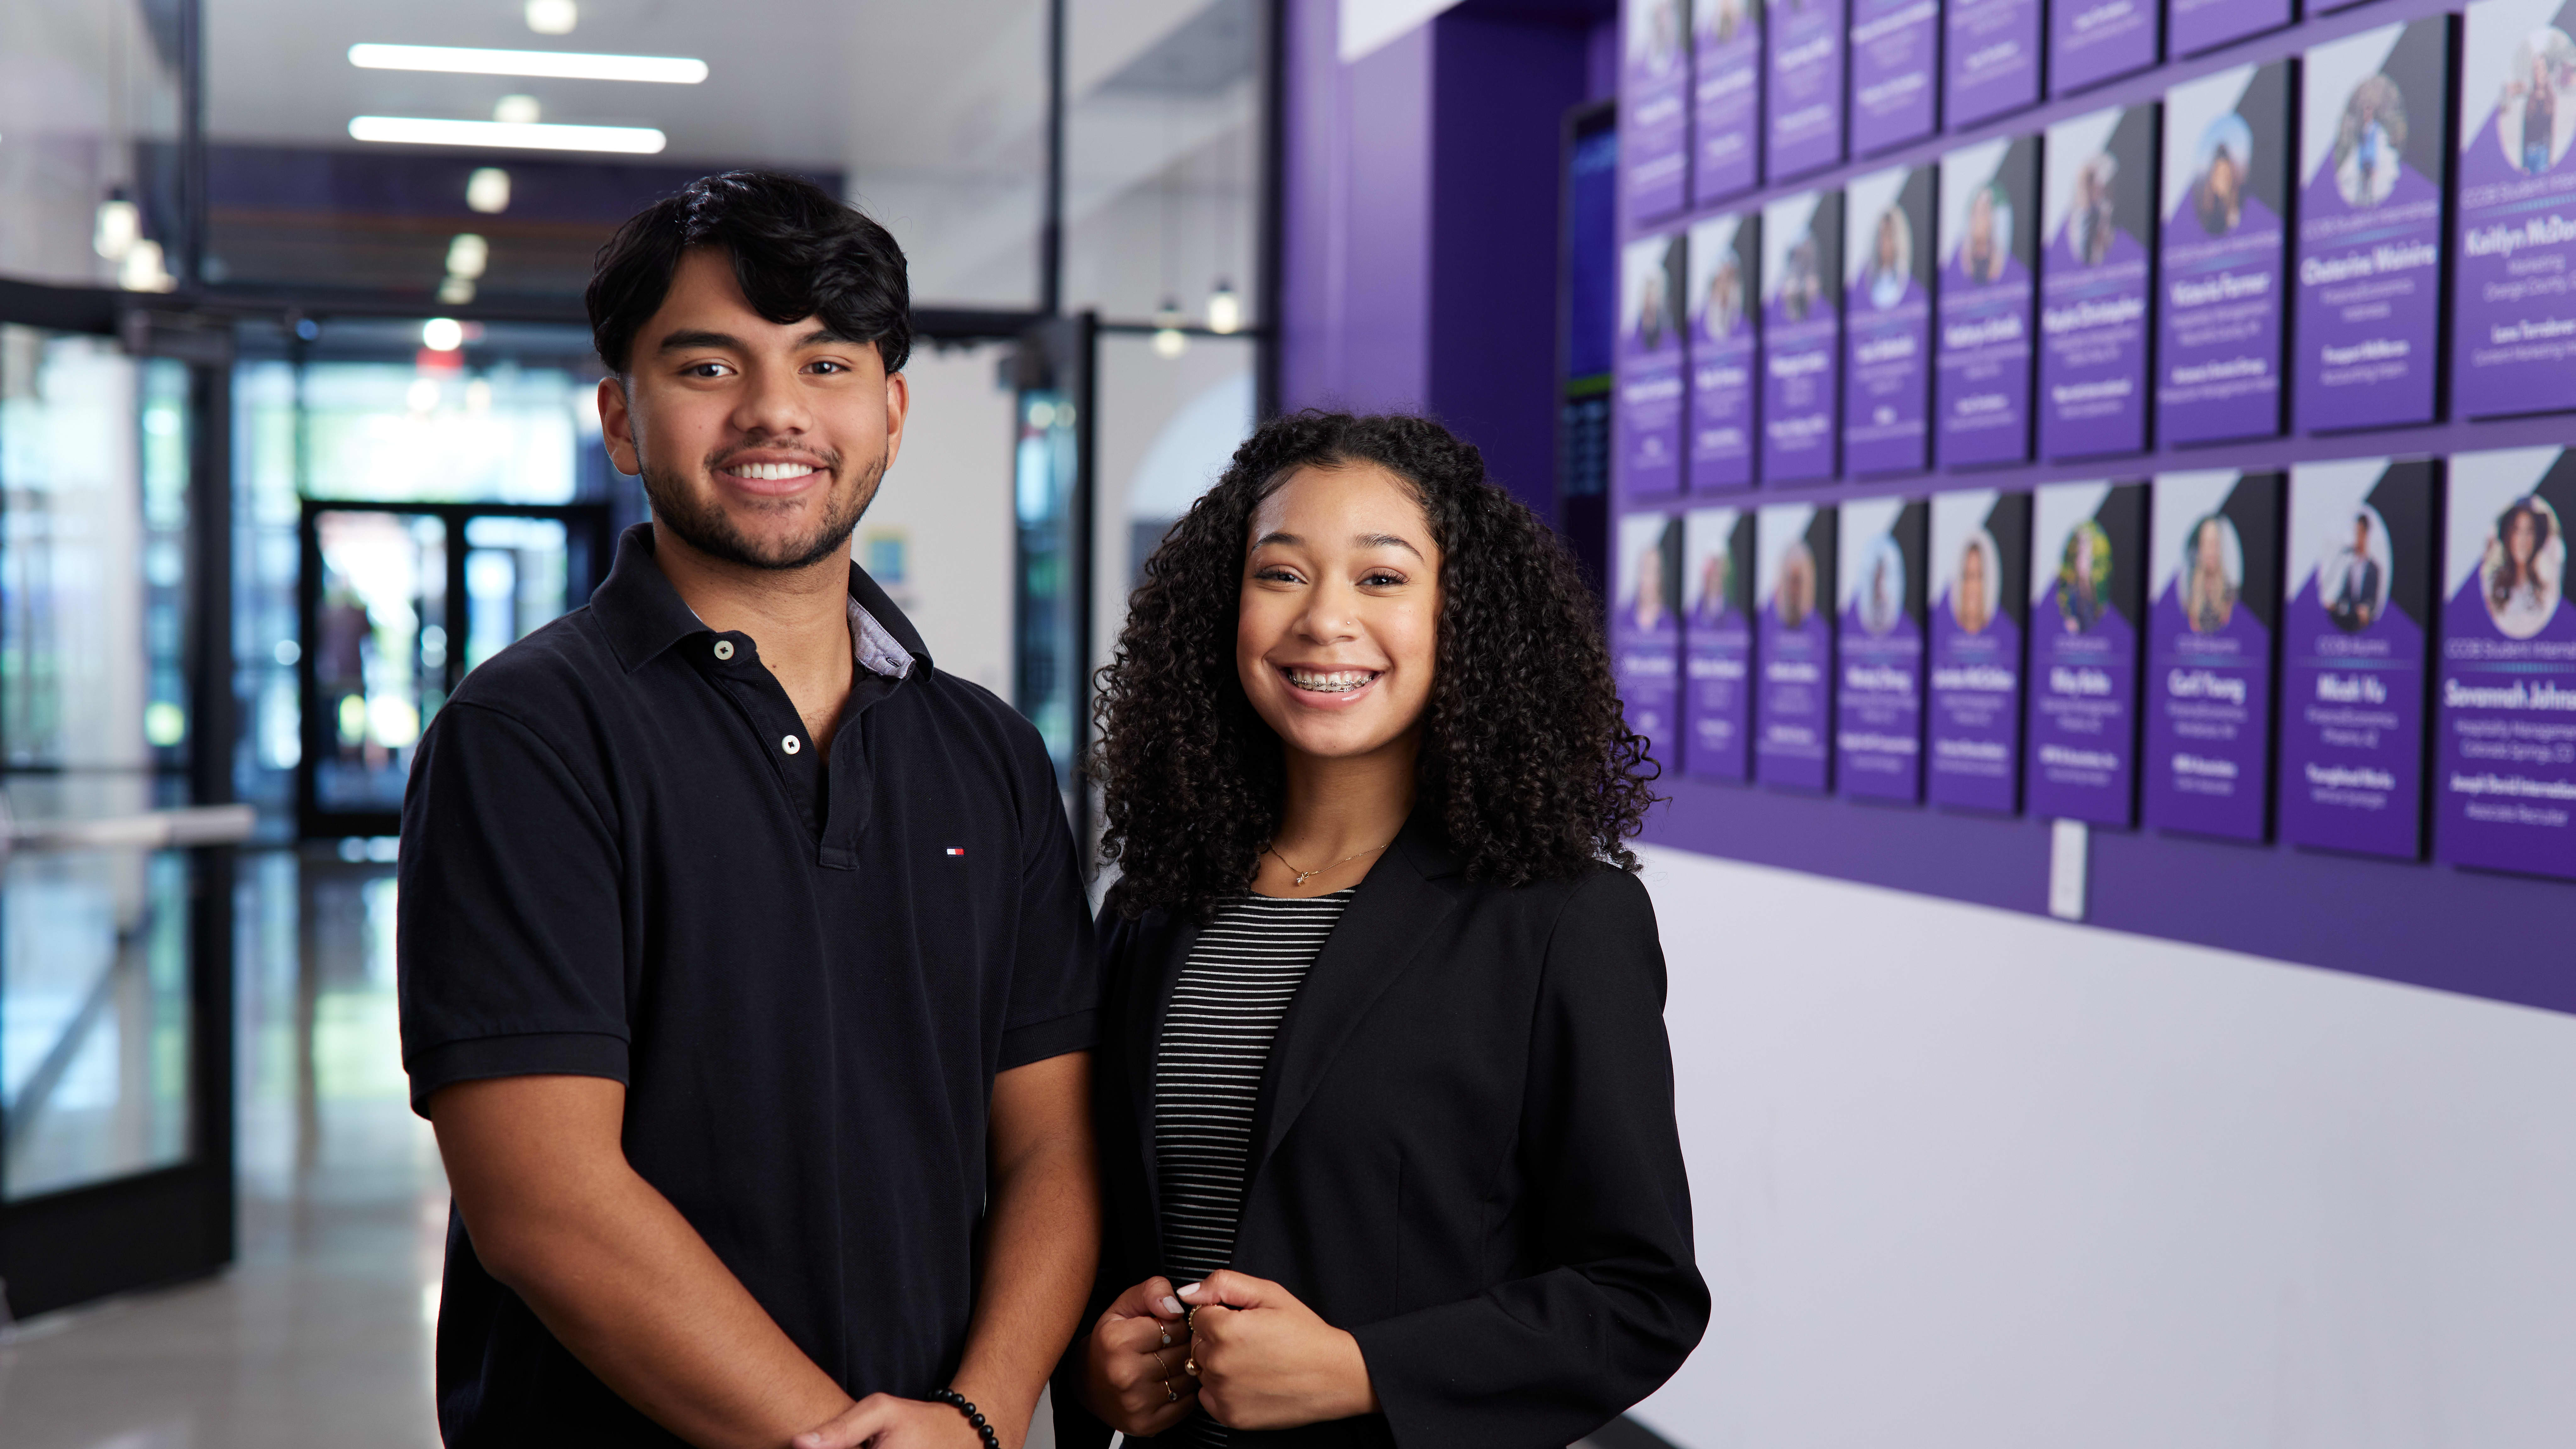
727, 461, 817, 480
1287, 669, 1377, 693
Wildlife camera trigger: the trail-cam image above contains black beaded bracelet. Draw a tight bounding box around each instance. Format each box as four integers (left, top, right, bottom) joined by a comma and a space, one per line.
929, 1387, 1001, 1449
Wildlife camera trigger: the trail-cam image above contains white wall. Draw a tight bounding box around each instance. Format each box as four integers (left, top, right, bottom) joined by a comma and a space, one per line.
867, 341, 1017, 697
1631, 845, 2576, 1449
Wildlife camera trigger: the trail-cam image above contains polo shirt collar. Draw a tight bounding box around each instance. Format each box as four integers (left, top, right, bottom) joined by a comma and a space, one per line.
591, 521, 934, 676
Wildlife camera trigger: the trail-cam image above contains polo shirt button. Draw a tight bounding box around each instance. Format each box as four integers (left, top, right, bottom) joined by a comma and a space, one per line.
713, 639, 735, 661
782, 734, 801, 755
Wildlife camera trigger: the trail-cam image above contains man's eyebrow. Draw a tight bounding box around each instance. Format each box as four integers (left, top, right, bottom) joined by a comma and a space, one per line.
656, 329, 741, 353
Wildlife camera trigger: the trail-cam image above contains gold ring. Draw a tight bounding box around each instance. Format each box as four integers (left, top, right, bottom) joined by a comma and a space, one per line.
1164, 1379, 1179, 1403
1152, 1347, 1173, 1376
1158, 1324, 1172, 1347
1184, 1355, 1199, 1377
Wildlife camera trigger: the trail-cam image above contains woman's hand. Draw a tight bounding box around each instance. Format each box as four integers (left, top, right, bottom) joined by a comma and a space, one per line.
1178, 1271, 1379, 1431
1080, 1276, 1199, 1437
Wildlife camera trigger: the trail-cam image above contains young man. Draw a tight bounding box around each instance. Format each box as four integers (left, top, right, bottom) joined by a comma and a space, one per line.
397, 171, 1099, 1449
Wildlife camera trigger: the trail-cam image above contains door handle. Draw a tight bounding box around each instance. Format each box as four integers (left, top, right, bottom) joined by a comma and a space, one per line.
0, 801, 258, 864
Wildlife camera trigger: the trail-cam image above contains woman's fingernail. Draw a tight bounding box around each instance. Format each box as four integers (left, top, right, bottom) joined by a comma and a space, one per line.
1178, 1282, 1202, 1299
1160, 1296, 1183, 1315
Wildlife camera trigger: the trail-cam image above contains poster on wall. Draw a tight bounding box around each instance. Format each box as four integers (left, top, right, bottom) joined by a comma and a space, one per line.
1851, 0, 1940, 154
2280, 457, 2435, 858
2297, 19, 2452, 434
1689, 212, 1760, 491
2452, 0, 2576, 421
1937, 136, 2039, 468
2051, 0, 2158, 97
2041, 104, 2158, 460
2435, 447, 2576, 880
2172, 0, 2293, 59
1843, 166, 1934, 476
1620, 231, 1688, 499
2160, 62, 2292, 447
1693, 0, 1763, 204
1767, 0, 1848, 179
1837, 497, 1929, 800
2024, 480, 2147, 824
1757, 502, 1839, 789
1614, 510, 1685, 760
1684, 504, 1757, 779
1762, 189, 1844, 482
1624, 0, 1691, 220
1948, 0, 2043, 129
1929, 489, 2032, 812
2142, 470, 2284, 841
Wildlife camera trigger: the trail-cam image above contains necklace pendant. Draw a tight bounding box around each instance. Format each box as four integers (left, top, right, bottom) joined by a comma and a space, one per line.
1292, 869, 1316, 886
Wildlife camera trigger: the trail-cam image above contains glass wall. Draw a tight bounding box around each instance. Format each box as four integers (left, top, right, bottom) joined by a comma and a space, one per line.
0, 0, 187, 290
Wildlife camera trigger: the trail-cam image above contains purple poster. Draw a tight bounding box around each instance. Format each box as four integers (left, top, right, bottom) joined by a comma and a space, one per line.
2142, 470, 2283, 840
1757, 503, 1839, 789
2051, 0, 2159, 97
1620, 231, 1689, 500
1929, 489, 2032, 812
1948, 0, 2043, 129
1684, 505, 1757, 779
2296, 20, 2451, 434
2452, 0, 2576, 421
1851, 0, 1940, 154
2171, 0, 2293, 59
2434, 447, 2576, 880
2159, 62, 2291, 448
2024, 480, 2147, 823
1767, 0, 1848, 179
1938, 137, 2039, 468
1837, 497, 1929, 800
1614, 510, 1685, 764
1689, 212, 1760, 491
1693, 0, 1763, 204
2279, 457, 2435, 858
1761, 189, 1843, 482
2041, 105, 2158, 459
1625, 0, 1691, 220
1843, 166, 1934, 476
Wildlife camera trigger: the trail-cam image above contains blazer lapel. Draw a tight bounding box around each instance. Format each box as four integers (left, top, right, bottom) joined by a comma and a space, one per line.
1127, 909, 1201, 1257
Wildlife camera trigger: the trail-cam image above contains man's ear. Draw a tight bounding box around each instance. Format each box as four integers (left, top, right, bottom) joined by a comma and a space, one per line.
880, 368, 911, 472
598, 375, 641, 477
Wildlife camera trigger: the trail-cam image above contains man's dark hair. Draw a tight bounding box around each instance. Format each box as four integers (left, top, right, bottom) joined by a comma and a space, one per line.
586, 170, 911, 376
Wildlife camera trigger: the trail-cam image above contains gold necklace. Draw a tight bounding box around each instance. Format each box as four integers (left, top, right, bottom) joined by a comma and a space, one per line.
1265, 840, 1391, 888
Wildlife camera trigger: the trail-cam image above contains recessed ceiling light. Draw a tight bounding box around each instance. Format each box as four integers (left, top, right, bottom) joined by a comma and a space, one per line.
422, 318, 465, 352
347, 43, 706, 84
493, 95, 541, 125
525, 0, 578, 34
349, 116, 667, 154
465, 168, 512, 214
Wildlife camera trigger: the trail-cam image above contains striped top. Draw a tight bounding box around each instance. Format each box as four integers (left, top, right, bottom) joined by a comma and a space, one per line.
1153, 890, 1355, 1446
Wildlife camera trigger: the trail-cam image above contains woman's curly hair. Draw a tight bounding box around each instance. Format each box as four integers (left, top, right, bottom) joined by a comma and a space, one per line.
1091, 410, 1659, 920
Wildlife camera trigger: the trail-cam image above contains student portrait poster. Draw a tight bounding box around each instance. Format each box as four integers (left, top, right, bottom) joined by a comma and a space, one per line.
2172, 0, 2293, 61
1757, 503, 1839, 789
1937, 136, 2039, 468
1684, 504, 1757, 779
1850, 0, 1940, 155
2051, 0, 2158, 97
2296, 19, 2452, 433
1615, 510, 1686, 759
2452, 0, 2576, 420
1947, 0, 2042, 130
2279, 457, 2435, 858
1767, 0, 1848, 179
1836, 496, 1929, 800
2159, 62, 2293, 447
1694, 0, 1763, 204
1929, 489, 2032, 812
1620, 231, 1689, 499
2024, 480, 2147, 823
2142, 470, 2284, 841
1843, 166, 1934, 476
2041, 104, 2159, 459
1689, 211, 1760, 490
2435, 447, 2576, 880
1625, 0, 1692, 220
1762, 189, 1843, 482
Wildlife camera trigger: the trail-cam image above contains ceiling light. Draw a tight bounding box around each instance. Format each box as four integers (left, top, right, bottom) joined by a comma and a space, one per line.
422, 318, 465, 352
525, 0, 578, 34
347, 43, 705, 84
493, 94, 542, 125
446, 233, 490, 280
465, 167, 512, 214
438, 278, 477, 305
349, 116, 667, 154
119, 240, 176, 293
1206, 280, 1241, 335
93, 197, 141, 261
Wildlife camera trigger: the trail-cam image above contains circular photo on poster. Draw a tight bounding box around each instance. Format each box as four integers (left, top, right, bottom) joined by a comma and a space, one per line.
1961, 182, 2013, 284
2071, 152, 2119, 266
1627, 540, 1674, 633
1640, 0, 1684, 73
2056, 521, 2112, 633
1858, 536, 1907, 635
2334, 74, 2407, 209
2483, 494, 2565, 639
2320, 504, 2392, 633
1700, 0, 1746, 47
1781, 233, 1824, 323
1691, 546, 1735, 626
2194, 112, 2255, 236
2500, 28, 2576, 176
1704, 254, 1745, 338
1775, 540, 1817, 629
1865, 204, 1914, 311
1951, 527, 2000, 635
2180, 514, 2244, 635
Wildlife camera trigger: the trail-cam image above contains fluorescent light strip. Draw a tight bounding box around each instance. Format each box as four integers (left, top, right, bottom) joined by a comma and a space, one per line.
348, 116, 667, 154
347, 43, 708, 84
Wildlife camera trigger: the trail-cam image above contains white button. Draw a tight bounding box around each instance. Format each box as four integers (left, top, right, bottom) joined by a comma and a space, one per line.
781, 734, 801, 755
712, 639, 735, 660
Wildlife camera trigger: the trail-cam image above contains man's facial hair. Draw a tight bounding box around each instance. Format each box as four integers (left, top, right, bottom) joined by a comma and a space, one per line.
641, 446, 885, 571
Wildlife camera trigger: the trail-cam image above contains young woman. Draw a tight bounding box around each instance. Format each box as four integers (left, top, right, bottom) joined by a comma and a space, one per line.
1058, 413, 1707, 1447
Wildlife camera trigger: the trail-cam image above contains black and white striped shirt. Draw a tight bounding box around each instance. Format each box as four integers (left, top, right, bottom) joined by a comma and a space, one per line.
1153, 890, 1355, 1446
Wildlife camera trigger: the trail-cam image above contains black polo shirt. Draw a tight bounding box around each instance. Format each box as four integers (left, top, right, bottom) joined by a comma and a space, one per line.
397, 523, 1096, 1446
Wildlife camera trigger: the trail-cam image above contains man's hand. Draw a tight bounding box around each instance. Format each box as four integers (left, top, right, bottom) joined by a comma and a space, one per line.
791, 1394, 985, 1449
1080, 1275, 1199, 1436
1177, 1271, 1379, 1431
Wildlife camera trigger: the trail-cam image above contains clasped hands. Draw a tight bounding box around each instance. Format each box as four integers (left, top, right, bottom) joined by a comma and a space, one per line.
1081, 1272, 1380, 1437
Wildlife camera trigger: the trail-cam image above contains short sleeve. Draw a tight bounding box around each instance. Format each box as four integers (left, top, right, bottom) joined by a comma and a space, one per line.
397, 701, 630, 1116
995, 730, 1099, 1071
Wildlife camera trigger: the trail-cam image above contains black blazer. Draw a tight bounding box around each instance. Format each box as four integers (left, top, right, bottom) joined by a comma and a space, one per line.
1055, 821, 1709, 1449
